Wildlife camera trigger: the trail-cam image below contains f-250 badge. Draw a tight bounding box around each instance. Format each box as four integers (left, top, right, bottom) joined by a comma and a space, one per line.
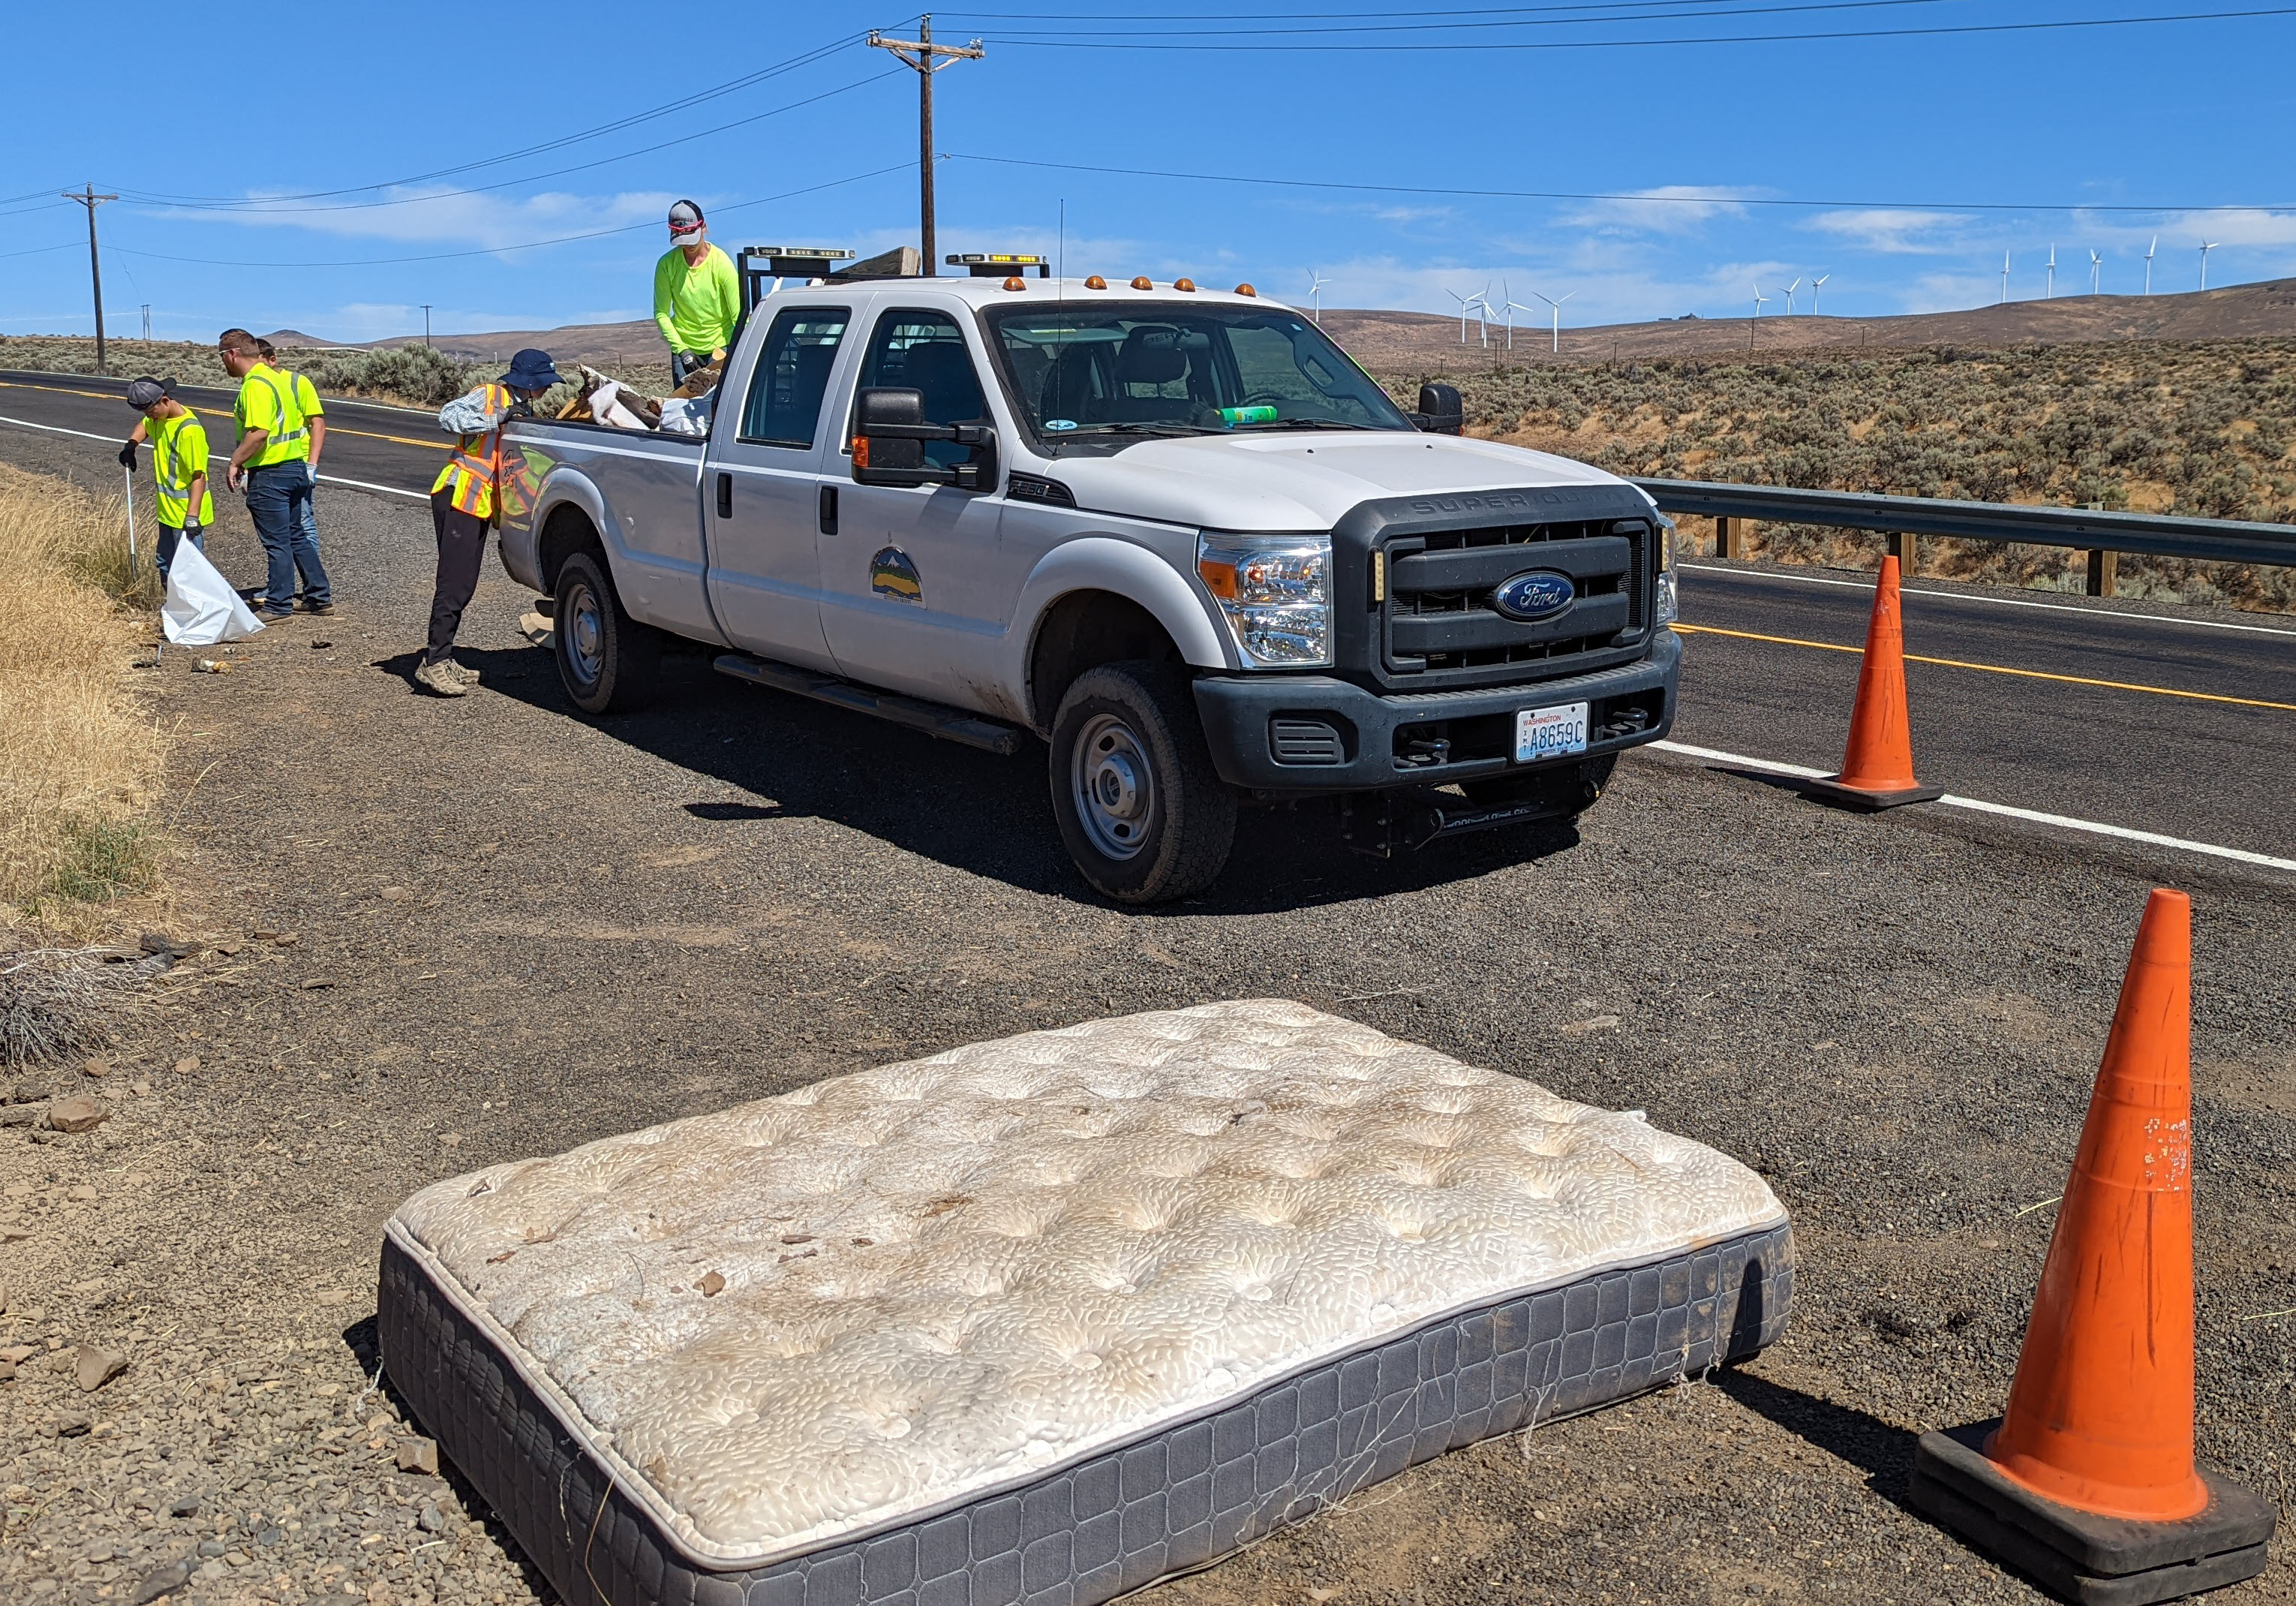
870, 546, 923, 603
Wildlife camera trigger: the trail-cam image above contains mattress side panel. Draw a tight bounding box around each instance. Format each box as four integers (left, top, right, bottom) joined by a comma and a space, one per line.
378, 1223, 1793, 1606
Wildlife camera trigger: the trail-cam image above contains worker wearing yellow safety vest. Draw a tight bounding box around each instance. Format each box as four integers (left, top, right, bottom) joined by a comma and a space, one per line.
218, 327, 332, 620
117, 377, 213, 584
654, 200, 739, 386
417, 348, 562, 699
258, 338, 330, 570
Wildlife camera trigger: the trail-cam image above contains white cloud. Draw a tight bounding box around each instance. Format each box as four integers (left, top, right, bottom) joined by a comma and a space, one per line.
1560, 186, 1754, 237
1904, 272, 2003, 314
1804, 209, 1975, 254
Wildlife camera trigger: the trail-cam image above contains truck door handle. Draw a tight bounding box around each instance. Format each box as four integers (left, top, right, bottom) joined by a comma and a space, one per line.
818, 485, 839, 534
716, 473, 732, 519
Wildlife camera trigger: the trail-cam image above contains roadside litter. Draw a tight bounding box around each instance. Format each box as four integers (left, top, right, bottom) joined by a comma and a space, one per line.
1909, 890, 2276, 1602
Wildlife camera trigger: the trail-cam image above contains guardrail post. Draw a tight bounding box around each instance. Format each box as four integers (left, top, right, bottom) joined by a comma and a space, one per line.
1714, 516, 1751, 560
1886, 531, 1917, 571
2086, 549, 2117, 597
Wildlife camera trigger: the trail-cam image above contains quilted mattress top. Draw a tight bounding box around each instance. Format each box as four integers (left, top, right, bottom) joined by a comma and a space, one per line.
389, 1001, 1784, 1565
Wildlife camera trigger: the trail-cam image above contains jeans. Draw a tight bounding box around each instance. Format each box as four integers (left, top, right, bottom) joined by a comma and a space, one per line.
426, 489, 488, 664
155, 523, 204, 584
242, 461, 330, 613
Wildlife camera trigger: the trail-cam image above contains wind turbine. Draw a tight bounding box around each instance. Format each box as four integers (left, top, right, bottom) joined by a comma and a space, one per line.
2000, 249, 2011, 304
1751, 284, 1769, 320
1498, 280, 1534, 350
1445, 288, 1474, 344
1810, 273, 1830, 314
1781, 276, 1801, 315
2143, 235, 2157, 296
2198, 241, 2219, 290
2089, 250, 2102, 296
2045, 245, 2056, 299
1532, 290, 1573, 353
1475, 283, 1495, 348
1306, 269, 1329, 326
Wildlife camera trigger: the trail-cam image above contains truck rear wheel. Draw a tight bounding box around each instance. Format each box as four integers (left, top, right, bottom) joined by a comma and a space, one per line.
1459, 753, 1617, 819
554, 552, 660, 715
1050, 663, 1237, 904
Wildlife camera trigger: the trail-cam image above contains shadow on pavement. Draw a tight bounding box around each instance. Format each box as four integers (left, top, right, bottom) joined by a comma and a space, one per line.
450, 644, 1591, 915
1714, 1367, 1922, 1511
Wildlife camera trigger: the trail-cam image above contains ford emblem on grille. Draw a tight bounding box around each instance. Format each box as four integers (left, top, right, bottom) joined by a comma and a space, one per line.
1490, 570, 1576, 622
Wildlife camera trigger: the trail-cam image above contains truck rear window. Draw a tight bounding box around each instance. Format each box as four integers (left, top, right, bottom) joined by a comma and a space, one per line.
739, 308, 850, 449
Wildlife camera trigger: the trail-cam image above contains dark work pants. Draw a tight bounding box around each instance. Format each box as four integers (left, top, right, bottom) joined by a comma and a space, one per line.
426, 488, 488, 665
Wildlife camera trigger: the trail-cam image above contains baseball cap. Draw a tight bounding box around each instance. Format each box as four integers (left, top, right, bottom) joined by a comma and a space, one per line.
668, 200, 705, 236
125, 377, 168, 410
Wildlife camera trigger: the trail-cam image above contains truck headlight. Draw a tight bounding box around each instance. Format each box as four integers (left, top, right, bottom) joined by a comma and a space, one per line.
1198, 534, 1332, 667
1653, 516, 1680, 627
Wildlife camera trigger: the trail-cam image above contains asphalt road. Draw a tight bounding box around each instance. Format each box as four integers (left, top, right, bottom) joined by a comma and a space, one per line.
5, 365, 2291, 865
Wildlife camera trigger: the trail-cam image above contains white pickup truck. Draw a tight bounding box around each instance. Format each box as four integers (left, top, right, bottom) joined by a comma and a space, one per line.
494, 275, 1681, 903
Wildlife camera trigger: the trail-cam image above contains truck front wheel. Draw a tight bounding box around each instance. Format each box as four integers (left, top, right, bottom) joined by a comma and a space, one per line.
554, 552, 660, 715
1050, 663, 1237, 904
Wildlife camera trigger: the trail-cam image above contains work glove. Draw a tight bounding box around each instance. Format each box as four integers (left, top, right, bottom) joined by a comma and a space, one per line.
117, 441, 137, 471
179, 522, 202, 540
305, 462, 319, 486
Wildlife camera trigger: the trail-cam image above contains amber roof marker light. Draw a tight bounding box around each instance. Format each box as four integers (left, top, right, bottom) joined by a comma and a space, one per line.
1131, 276, 1154, 290
1174, 278, 1197, 293
1083, 275, 1107, 290
1234, 283, 1257, 297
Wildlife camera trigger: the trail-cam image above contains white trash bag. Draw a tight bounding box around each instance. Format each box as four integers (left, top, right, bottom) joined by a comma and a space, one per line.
162, 537, 266, 647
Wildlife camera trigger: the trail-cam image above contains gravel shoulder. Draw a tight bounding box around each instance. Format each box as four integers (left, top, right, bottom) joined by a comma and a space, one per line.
1, 430, 2290, 1606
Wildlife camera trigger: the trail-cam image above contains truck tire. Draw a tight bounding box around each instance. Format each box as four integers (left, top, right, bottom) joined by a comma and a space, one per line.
1050, 662, 1238, 904
554, 552, 660, 715
1460, 753, 1617, 820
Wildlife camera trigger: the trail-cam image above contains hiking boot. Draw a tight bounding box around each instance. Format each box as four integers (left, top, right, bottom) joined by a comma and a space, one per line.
413, 659, 468, 698
445, 660, 481, 686
296, 599, 335, 616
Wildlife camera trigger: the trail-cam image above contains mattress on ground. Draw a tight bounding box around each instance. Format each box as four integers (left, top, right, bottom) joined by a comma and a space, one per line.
380, 1000, 1794, 1606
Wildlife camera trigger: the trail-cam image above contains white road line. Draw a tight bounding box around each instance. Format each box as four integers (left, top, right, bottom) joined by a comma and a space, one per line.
0, 413, 425, 499
1681, 561, 2296, 638
1649, 739, 2296, 872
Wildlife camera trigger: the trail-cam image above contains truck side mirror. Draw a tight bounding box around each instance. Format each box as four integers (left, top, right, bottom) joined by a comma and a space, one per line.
851, 387, 999, 492
852, 388, 929, 479
1415, 383, 1463, 436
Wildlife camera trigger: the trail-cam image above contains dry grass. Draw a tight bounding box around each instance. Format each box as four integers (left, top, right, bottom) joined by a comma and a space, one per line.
0, 462, 167, 919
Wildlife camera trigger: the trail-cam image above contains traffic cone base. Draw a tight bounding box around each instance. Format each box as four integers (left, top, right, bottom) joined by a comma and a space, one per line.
1799, 775, 1943, 811
1910, 1419, 2273, 1605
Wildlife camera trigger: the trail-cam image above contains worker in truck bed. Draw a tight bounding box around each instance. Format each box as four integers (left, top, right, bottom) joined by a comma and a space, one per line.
653, 200, 739, 386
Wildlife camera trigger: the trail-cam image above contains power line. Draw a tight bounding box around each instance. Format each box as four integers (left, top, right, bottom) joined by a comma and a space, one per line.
107, 35, 871, 209
62, 185, 119, 374
112, 70, 904, 218
945, 151, 2296, 213
966, 0, 1952, 39
106, 163, 914, 271
975, 3, 2296, 48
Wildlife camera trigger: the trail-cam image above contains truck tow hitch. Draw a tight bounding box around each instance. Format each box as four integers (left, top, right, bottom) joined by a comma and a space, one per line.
1336, 787, 1567, 859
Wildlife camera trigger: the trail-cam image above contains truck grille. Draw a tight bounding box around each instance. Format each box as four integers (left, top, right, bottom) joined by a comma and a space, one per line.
1381, 516, 1648, 682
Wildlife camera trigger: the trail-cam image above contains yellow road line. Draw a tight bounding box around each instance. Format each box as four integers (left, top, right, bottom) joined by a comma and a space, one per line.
0, 377, 449, 452
1674, 621, 2296, 711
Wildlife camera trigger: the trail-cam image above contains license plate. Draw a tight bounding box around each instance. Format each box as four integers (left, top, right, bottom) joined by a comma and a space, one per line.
1513, 702, 1590, 763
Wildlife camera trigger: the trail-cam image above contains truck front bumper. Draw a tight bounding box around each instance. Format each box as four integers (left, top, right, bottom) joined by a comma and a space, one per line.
1192, 630, 1680, 794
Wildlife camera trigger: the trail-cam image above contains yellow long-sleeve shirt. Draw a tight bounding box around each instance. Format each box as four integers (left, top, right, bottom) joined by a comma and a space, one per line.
652, 242, 740, 358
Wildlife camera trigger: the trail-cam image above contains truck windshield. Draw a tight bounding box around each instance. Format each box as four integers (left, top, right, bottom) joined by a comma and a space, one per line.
984, 304, 1413, 444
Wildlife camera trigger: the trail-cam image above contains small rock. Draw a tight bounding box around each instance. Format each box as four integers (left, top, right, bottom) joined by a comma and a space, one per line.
301, 978, 335, 991
47, 1096, 111, 1133
139, 932, 187, 958
197, 1538, 225, 1558
271, 933, 299, 947
416, 1503, 444, 1534
169, 1495, 201, 1517
311, 639, 333, 651
315, 1290, 350, 1307
1559, 1014, 1623, 1036
254, 1524, 284, 1547
0, 1106, 38, 1128
128, 1080, 152, 1097
10, 1080, 50, 1104
132, 1556, 194, 1604
173, 1057, 200, 1075
56, 1415, 91, 1437
395, 1436, 440, 1475
0, 1359, 15, 1382
76, 1345, 129, 1391
378, 886, 413, 901
436, 1132, 462, 1148
698, 1271, 726, 1298
68, 1185, 96, 1201
81, 1058, 110, 1079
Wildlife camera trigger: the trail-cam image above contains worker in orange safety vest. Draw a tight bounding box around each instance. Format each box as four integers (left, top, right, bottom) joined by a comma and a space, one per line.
419, 348, 560, 698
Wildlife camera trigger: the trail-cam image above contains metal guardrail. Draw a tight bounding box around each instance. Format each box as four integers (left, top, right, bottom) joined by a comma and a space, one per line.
1631, 477, 2296, 594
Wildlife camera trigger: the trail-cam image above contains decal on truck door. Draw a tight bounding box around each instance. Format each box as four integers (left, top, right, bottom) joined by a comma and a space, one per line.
870, 546, 923, 603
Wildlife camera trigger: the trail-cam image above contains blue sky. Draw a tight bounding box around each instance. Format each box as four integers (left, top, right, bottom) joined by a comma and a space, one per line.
4, 2, 2293, 345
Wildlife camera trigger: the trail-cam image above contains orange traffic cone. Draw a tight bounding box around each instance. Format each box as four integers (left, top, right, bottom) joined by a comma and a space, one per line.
1908, 891, 2274, 1604
1802, 555, 1942, 811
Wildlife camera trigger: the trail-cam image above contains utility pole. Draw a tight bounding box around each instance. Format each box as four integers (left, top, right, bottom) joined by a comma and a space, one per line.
140, 305, 152, 342
63, 184, 119, 374
868, 16, 984, 275
420, 305, 433, 348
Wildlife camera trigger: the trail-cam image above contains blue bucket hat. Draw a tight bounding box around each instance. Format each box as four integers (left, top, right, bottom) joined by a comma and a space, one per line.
500, 348, 561, 391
